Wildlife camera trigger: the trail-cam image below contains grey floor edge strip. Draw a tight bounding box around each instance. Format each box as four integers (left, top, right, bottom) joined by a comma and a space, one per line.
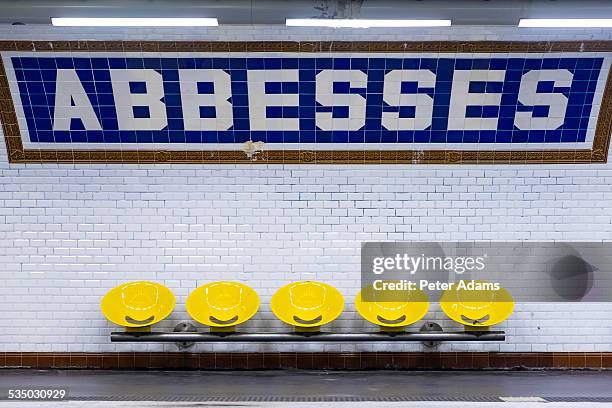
544, 396, 612, 402
8, 395, 612, 402
64, 396, 505, 402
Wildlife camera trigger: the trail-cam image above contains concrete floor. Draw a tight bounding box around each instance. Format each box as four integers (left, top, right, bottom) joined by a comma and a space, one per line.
0, 403, 611, 408
1, 370, 612, 406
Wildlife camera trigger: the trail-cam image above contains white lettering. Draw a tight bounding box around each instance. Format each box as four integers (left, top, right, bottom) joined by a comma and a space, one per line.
52, 69, 102, 131
514, 69, 573, 130
382, 70, 436, 131
316, 70, 367, 131
247, 70, 299, 131
110, 69, 167, 130
179, 69, 233, 131
448, 70, 506, 130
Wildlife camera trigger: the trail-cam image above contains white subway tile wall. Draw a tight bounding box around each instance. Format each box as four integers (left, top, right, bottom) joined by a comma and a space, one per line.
1, 25, 612, 353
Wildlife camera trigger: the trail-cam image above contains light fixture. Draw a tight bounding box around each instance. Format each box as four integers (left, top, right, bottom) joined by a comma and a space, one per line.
518, 19, 612, 28
286, 18, 451, 28
51, 17, 219, 27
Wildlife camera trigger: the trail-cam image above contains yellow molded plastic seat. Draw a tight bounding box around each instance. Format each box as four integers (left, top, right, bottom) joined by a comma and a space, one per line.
355, 284, 429, 329
186, 281, 260, 328
100, 281, 175, 328
440, 280, 514, 328
271, 281, 344, 328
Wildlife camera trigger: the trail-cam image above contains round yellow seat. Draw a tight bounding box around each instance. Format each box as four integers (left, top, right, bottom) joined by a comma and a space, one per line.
100, 281, 175, 328
271, 281, 344, 328
186, 281, 260, 328
440, 280, 514, 328
355, 284, 429, 329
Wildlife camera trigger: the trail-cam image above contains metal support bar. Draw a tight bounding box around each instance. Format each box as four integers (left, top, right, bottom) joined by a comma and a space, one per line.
111, 331, 505, 342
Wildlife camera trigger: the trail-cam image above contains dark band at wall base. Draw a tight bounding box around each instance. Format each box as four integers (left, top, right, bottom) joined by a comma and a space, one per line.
1, 352, 611, 370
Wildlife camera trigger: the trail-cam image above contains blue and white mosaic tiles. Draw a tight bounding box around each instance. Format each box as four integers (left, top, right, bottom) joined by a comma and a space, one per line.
1, 41, 611, 163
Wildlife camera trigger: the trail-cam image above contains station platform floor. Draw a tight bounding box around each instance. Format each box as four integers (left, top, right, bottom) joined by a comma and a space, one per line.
0, 369, 612, 407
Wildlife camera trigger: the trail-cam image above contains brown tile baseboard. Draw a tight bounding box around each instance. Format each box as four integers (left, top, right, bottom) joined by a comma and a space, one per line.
1, 352, 611, 370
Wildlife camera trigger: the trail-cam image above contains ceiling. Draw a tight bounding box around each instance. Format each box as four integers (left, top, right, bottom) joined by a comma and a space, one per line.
0, 0, 610, 26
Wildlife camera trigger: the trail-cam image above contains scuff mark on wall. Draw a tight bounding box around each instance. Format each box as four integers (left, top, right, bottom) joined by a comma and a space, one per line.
242, 140, 265, 160
314, 0, 365, 19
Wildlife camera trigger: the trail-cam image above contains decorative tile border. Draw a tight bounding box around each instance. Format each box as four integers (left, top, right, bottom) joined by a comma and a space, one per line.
1, 40, 611, 164
1, 352, 611, 370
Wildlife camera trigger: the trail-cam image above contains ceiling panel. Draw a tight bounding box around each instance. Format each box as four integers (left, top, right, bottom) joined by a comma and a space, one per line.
0, 0, 610, 26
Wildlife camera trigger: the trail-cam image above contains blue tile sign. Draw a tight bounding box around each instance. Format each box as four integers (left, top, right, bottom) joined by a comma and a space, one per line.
1, 41, 611, 164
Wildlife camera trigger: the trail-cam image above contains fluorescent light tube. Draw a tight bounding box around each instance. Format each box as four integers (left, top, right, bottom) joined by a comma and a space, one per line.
519, 19, 612, 28
51, 18, 219, 27
286, 19, 451, 28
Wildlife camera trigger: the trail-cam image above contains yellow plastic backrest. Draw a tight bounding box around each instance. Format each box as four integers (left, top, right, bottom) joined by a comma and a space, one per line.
355, 284, 429, 328
100, 281, 175, 327
440, 280, 514, 327
186, 281, 260, 327
271, 281, 344, 327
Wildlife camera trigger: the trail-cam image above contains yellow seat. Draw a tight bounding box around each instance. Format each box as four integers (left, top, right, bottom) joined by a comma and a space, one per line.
186, 281, 260, 328
271, 281, 344, 329
440, 280, 514, 328
100, 281, 175, 328
355, 283, 429, 329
